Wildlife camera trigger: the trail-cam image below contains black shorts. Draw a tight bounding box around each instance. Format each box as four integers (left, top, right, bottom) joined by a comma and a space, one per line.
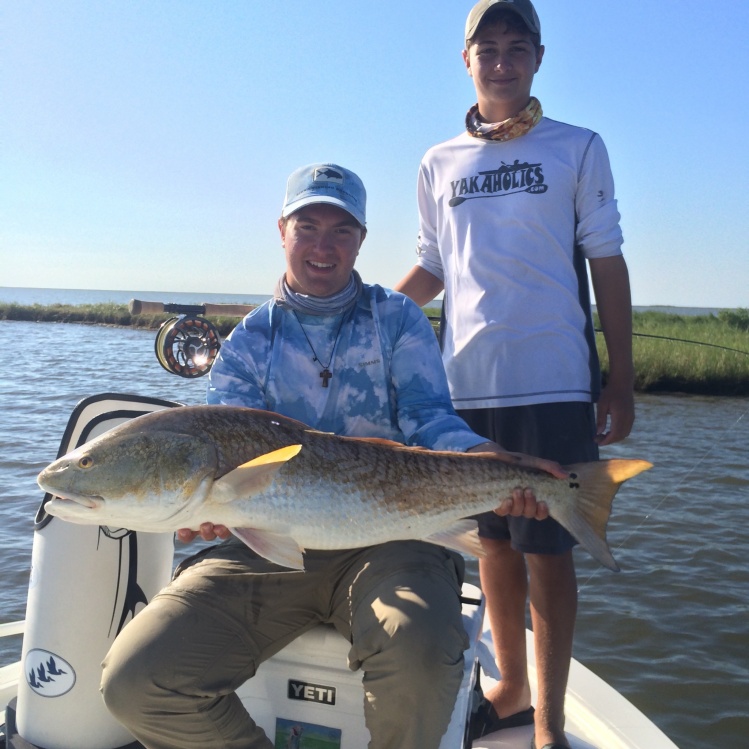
458, 402, 599, 555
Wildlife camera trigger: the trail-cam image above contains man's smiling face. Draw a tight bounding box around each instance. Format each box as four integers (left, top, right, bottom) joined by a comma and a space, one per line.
280, 203, 365, 298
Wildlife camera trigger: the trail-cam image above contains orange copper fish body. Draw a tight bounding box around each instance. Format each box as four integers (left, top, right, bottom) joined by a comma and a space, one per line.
38, 406, 651, 571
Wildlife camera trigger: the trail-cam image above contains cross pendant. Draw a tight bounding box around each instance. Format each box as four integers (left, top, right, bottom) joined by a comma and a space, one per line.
320, 369, 332, 387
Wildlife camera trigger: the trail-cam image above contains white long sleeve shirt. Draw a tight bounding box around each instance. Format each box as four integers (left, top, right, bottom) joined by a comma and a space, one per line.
416, 117, 623, 409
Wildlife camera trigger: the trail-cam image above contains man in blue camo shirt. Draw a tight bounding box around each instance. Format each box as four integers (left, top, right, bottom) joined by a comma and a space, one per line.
101, 163, 561, 749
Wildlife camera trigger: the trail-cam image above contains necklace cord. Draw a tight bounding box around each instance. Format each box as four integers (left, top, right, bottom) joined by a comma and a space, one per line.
293, 311, 348, 387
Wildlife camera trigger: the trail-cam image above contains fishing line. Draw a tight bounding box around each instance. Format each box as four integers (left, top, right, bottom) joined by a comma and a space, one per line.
598, 326, 749, 561
608, 330, 749, 358
577, 327, 748, 586
578, 402, 749, 590
425, 322, 749, 356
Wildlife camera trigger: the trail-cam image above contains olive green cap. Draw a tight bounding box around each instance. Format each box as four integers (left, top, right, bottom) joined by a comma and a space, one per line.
465, 0, 541, 45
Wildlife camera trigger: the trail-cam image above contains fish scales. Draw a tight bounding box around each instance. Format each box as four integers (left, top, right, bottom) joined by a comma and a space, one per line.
38, 405, 652, 571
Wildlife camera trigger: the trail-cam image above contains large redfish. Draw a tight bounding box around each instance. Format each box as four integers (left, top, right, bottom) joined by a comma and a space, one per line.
37, 405, 651, 571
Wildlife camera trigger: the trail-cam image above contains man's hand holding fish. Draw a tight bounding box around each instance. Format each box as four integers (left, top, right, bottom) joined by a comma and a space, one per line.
466, 441, 567, 519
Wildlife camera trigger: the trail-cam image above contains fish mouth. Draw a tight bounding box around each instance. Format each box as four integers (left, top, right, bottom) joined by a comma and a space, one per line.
45, 493, 102, 510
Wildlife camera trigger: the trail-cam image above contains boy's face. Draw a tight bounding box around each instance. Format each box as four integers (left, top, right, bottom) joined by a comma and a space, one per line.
279, 203, 365, 298
463, 20, 544, 122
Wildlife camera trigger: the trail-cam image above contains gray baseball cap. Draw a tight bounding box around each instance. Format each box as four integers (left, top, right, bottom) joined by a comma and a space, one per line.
281, 163, 366, 227
465, 0, 541, 45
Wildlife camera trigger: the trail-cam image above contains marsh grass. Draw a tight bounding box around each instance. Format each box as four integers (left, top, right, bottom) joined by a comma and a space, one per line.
0, 302, 243, 337
425, 306, 749, 395
3, 303, 748, 394
598, 310, 749, 395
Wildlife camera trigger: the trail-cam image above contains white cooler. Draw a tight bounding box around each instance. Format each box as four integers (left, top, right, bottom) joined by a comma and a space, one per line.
237, 582, 484, 749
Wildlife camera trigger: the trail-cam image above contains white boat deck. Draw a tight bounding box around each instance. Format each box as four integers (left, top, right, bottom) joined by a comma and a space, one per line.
473, 630, 679, 749
1, 619, 679, 749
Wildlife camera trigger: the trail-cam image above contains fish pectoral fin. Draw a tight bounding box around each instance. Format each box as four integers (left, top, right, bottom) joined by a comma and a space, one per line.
214, 445, 303, 501
230, 527, 306, 570
424, 519, 485, 559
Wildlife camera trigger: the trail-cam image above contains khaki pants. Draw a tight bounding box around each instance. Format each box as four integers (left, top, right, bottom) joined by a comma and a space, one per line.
101, 540, 467, 749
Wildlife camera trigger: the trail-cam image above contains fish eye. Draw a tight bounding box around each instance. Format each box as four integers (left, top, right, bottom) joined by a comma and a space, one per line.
78, 455, 94, 469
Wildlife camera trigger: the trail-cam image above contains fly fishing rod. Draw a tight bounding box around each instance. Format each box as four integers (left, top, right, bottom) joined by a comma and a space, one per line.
139, 300, 749, 379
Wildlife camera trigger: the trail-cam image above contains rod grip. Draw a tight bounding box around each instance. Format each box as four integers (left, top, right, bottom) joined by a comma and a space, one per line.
128, 299, 166, 315
129, 299, 255, 317
202, 303, 255, 317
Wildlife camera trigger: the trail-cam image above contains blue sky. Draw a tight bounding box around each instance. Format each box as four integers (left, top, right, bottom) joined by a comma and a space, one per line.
3, 0, 748, 307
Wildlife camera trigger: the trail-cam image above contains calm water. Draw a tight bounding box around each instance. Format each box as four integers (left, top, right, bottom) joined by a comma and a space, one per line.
1, 292, 747, 749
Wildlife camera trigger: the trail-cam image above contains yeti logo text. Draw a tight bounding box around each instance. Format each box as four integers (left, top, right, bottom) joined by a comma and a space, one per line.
448, 160, 548, 206
288, 679, 337, 705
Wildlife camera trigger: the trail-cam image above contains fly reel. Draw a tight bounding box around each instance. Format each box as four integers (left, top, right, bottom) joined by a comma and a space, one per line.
155, 315, 221, 378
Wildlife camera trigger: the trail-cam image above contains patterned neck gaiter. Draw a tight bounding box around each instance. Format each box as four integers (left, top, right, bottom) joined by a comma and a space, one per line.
465, 97, 543, 142
274, 270, 363, 316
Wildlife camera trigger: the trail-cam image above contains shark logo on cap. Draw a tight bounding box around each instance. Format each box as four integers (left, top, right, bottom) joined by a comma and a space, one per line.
282, 162, 366, 225
313, 167, 344, 183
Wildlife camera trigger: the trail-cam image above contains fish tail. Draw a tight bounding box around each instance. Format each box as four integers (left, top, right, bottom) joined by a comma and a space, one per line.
557, 459, 653, 572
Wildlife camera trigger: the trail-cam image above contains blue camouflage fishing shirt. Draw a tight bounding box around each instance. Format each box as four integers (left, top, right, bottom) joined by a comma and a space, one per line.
207, 284, 486, 452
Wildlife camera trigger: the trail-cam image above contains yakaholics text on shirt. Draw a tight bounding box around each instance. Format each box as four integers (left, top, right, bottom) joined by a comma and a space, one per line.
448, 159, 548, 207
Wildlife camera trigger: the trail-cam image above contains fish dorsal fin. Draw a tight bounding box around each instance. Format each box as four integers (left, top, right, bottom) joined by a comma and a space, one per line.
214, 445, 302, 501
424, 519, 486, 559
341, 435, 434, 451
230, 527, 306, 570
319, 430, 447, 453
344, 436, 409, 447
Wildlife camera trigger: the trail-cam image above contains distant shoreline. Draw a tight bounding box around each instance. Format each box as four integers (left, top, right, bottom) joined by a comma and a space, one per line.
2, 302, 748, 396
0, 286, 736, 317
